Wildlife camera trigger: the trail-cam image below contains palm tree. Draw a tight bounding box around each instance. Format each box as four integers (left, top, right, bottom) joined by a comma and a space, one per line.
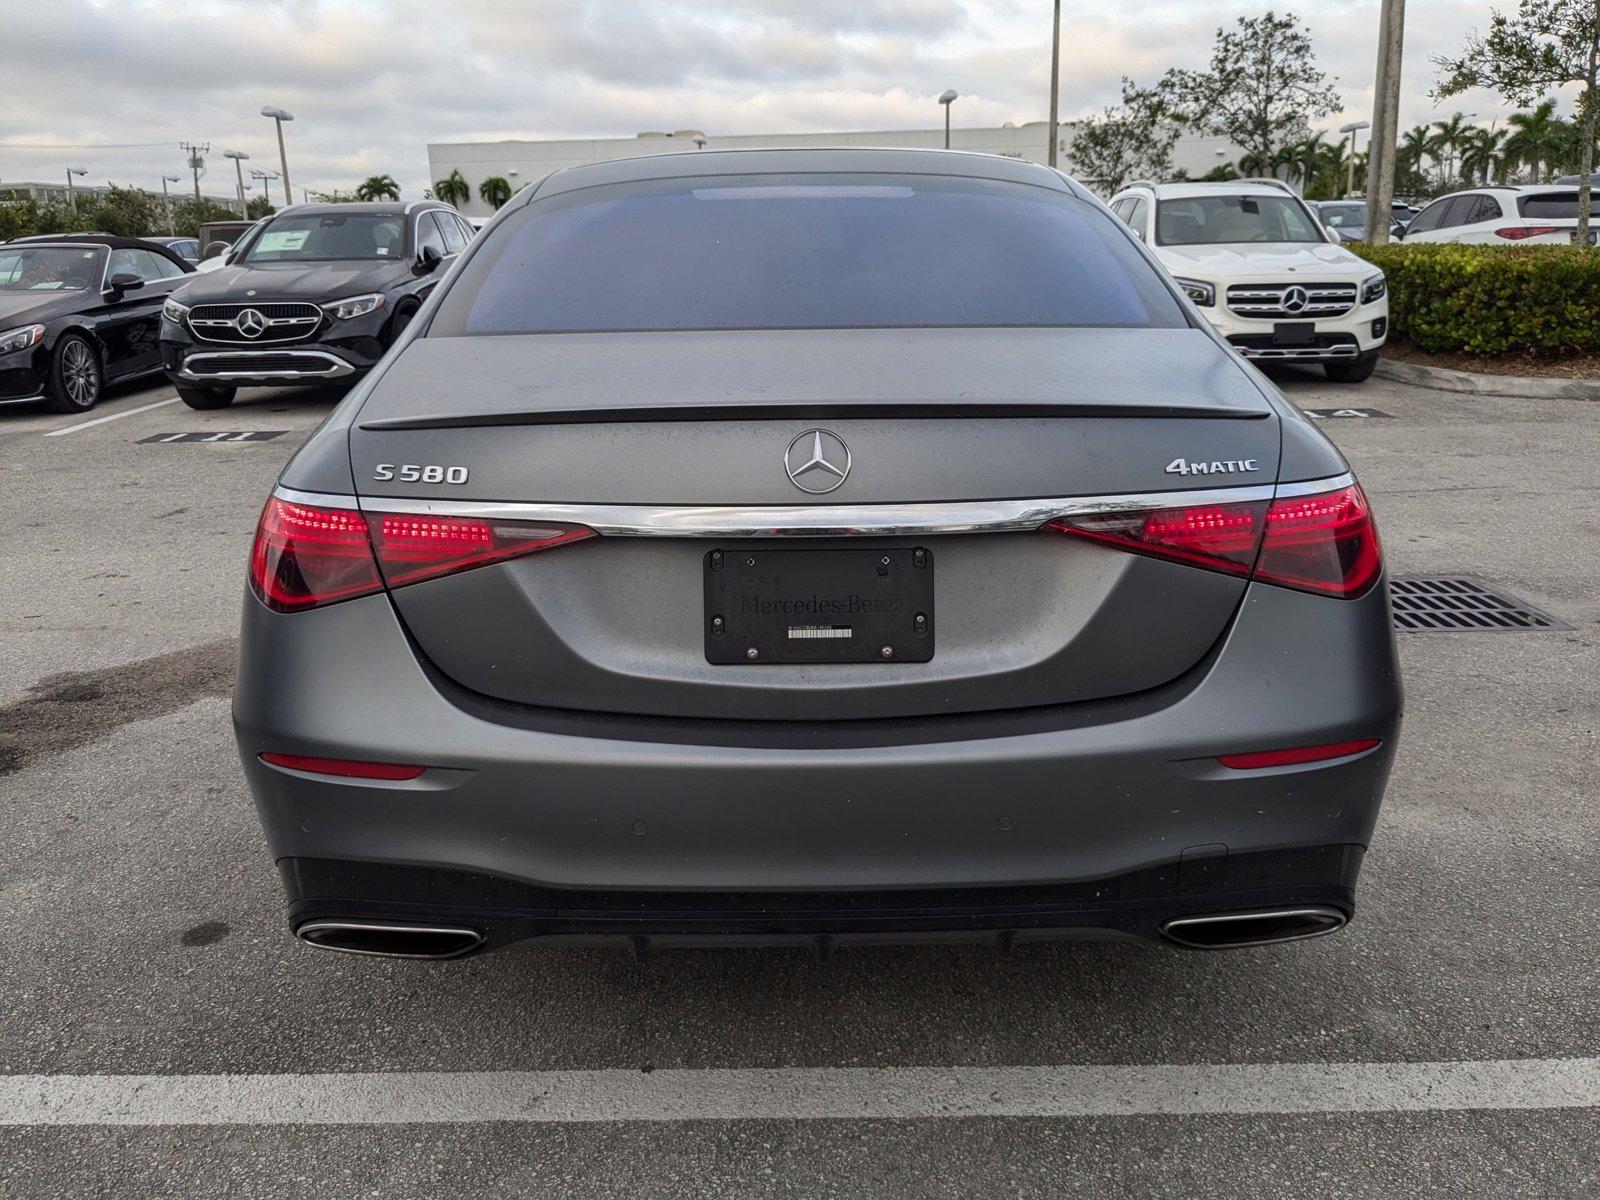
477, 176, 512, 210
1397, 124, 1442, 191
1460, 127, 1507, 187
1431, 112, 1476, 188
1293, 132, 1329, 192
1505, 101, 1566, 184
433, 169, 471, 209
355, 174, 400, 202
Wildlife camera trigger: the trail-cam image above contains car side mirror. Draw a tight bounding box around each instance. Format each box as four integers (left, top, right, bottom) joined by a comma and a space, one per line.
203, 241, 232, 261
106, 272, 144, 296
415, 244, 443, 275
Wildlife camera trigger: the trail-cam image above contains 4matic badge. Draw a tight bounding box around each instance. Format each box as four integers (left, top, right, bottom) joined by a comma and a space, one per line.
1164, 457, 1260, 477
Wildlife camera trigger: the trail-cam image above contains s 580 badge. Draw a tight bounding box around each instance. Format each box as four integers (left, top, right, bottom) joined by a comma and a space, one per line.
373, 463, 469, 484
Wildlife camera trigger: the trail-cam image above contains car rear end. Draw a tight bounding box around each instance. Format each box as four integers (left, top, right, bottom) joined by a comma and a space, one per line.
1491, 190, 1592, 245
232, 152, 1401, 959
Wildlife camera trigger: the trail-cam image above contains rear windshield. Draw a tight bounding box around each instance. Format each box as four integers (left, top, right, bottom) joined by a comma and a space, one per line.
241, 213, 405, 263
430, 173, 1186, 334
1517, 192, 1580, 219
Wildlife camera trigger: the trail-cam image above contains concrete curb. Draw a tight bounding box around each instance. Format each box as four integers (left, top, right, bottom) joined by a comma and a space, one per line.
1374, 356, 1600, 401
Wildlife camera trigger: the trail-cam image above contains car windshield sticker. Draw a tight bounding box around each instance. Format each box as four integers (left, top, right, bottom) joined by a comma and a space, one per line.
257, 229, 310, 252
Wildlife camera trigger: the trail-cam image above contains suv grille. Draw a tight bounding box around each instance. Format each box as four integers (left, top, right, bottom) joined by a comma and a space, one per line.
1226, 283, 1357, 319
188, 302, 322, 344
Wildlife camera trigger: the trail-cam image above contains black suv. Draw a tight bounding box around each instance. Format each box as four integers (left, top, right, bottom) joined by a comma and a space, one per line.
159, 201, 473, 409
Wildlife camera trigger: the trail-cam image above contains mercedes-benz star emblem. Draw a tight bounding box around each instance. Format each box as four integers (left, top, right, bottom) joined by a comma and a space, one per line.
785, 429, 851, 494
234, 308, 267, 338
1280, 285, 1310, 314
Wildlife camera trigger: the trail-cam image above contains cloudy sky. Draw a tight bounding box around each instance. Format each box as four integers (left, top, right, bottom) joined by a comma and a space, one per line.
0, 0, 1568, 202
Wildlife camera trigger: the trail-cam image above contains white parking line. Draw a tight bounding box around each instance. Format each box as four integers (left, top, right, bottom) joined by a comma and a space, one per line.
1, 1058, 1594, 1127
43, 396, 179, 437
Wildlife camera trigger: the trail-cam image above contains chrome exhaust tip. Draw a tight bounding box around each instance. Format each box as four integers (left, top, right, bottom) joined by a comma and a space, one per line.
295, 920, 485, 959
1160, 906, 1347, 950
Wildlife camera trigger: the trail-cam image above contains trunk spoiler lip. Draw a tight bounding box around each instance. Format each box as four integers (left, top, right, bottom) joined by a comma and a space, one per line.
358, 401, 1272, 431
276, 474, 1354, 540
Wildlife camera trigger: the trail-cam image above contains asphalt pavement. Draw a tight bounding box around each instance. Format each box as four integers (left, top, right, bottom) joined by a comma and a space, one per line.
0, 369, 1595, 1198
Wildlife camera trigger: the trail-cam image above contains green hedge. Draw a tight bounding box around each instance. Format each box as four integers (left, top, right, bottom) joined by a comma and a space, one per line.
1354, 243, 1600, 356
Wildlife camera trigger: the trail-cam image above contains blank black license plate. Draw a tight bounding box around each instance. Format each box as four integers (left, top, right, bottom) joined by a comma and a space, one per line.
1272, 321, 1316, 346
704, 547, 934, 664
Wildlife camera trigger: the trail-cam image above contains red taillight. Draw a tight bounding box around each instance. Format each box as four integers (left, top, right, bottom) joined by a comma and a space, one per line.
1047, 499, 1267, 576
249, 496, 596, 613
260, 752, 426, 780
1494, 226, 1558, 240
1217, 738, 1381, 769
367, 513, 594, 588
1255, 484, 1382, 598
1046, 483, 1381, 599
250, 497, 383, 613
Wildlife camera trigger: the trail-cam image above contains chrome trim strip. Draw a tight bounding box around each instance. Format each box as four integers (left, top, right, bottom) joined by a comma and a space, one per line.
0, 393, 46, 407
1275, 471, 1356, 498
323, 474, 1349, 538
178, 350, 354, 380
273, 485, 362, 510
1236, 344, 1360, 361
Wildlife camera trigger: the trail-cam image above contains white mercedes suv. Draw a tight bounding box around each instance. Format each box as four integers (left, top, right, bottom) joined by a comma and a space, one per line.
1108, 180, 1389, 383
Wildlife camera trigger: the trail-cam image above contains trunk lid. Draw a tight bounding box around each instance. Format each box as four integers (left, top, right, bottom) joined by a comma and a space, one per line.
352, 327, 1280, 721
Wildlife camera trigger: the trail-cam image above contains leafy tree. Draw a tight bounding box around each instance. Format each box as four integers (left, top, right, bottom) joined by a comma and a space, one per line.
433, 169, 470, 209
1066, 80, 1184, 193
245, 195, 277, 220
477, 175, 512, 209
355, 174, 400, 202
1435, 0, 1600, 238
1163, 11, 1341, 173
1199, 162, 1241, 181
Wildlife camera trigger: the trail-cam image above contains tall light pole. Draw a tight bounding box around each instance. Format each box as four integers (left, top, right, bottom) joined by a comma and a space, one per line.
223, 149, 250, 218
938, 89, 958, 149
65, 167, 87, 213
1364, 0, 1405, 244
260, 106, 294, 205
160, 174, 181, 234
1339, 120, 1371, 197
1047, 0, 1062, 167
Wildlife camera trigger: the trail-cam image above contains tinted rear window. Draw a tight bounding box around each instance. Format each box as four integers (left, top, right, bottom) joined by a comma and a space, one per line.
431, 173, 1186, 334
1517, 192, 1580, 219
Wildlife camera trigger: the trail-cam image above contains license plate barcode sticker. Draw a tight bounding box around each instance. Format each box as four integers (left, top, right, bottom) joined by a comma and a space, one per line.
788, 626, 853, 639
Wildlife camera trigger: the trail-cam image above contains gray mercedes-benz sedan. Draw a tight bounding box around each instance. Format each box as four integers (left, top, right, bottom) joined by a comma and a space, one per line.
234, 148, 1401, 960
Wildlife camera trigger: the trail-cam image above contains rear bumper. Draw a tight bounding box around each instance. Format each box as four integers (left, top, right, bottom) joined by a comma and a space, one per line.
234, 575, 1402, 951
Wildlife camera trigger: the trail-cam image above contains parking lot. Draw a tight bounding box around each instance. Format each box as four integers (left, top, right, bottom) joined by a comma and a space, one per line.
0, 371, 1595, 1197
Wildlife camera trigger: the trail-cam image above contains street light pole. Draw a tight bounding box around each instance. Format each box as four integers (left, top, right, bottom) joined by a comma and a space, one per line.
1047, 0, 1062, 167
261, 107, 295, 205
223, 149, 250, 218
938, 89, 958, 149
1364, 0, 1406, 244
160, 174, 181, 235
1339, 120, 1371, 197
65, 167, 87, 214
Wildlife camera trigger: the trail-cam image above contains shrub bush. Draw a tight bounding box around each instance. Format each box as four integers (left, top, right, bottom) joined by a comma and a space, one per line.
1354, 243, 1600, 356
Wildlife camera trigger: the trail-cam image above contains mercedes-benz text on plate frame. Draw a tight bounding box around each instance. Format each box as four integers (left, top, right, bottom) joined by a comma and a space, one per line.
234, 148, 1401, 960
785, 429, 851, 494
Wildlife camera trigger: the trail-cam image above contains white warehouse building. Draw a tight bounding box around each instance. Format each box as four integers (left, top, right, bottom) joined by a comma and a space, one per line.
425, 123, 1244, 218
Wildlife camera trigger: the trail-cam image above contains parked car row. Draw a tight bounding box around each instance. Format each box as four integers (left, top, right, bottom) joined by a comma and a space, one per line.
0, 201, 476, 412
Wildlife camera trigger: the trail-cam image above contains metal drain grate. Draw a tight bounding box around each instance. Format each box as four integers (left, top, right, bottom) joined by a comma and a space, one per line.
1389, 577, 1572, 633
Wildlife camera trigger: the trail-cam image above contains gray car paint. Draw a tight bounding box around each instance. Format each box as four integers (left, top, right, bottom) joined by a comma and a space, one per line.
241, 147, 1399, 947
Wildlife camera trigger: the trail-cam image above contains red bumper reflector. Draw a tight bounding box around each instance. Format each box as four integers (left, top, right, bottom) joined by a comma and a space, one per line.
260, 753, 427, 780
1217, 738, 1381, 770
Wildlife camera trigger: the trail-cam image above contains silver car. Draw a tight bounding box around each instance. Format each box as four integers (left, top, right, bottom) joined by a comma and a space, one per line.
234, 149, 1401, 959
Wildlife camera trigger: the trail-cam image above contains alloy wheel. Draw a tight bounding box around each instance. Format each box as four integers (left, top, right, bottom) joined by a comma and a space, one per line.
62, 340, 100, 407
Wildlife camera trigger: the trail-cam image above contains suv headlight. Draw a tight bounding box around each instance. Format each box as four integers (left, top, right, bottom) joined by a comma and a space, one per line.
162, 296, 190, 325
1173, 277, 1215, 307
328, 293, 385, 320
1360, 272, 1387, 305
0, 324, 45, 355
